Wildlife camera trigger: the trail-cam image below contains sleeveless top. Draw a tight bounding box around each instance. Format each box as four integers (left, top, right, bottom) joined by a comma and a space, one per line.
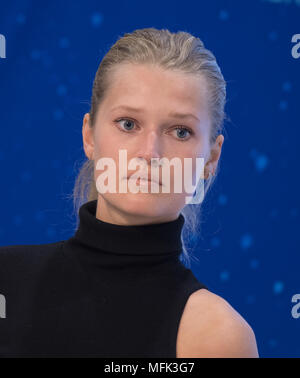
0, 199, 208, 357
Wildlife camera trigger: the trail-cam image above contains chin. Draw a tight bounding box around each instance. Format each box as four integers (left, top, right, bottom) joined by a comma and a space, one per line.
112, 193, 170, 219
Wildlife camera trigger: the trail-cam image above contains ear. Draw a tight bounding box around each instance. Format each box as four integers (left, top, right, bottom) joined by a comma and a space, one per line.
82, 113, 95, 160
204, 134, 225, 179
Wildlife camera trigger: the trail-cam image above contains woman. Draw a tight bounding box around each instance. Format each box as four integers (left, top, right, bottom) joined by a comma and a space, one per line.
0, 28, 258, 358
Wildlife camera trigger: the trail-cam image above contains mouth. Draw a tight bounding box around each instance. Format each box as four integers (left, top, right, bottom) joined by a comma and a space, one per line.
126, 176, 162, 186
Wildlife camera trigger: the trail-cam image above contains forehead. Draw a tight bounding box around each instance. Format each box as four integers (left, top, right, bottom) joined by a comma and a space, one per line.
100, 63, 210, 120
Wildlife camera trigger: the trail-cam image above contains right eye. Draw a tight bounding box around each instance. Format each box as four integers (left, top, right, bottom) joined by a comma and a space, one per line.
114, 118, 138, 133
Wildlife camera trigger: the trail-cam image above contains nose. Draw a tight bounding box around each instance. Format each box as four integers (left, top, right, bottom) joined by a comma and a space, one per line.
136, 129, 163, 167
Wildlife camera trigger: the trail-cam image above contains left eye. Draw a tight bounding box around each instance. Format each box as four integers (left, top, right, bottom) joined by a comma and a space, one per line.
173, 127, 192, 141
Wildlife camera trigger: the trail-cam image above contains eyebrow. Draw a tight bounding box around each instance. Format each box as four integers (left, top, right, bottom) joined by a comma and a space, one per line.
110, 105, 200, 122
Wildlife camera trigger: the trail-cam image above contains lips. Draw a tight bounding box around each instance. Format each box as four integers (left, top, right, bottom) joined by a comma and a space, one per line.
126, 174, 162, 186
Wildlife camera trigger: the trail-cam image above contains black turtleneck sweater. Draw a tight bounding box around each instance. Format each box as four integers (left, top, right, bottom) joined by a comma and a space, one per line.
0, 200, 208, 358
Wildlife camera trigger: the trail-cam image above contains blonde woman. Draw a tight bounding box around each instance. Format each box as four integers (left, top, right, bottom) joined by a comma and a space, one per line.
0, 28, 258, 358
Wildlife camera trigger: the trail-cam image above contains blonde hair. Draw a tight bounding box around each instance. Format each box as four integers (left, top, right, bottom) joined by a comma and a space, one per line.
70, 27, 228, 268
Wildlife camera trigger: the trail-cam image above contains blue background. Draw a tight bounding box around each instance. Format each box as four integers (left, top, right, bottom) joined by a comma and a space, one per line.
0, 0, 299, 357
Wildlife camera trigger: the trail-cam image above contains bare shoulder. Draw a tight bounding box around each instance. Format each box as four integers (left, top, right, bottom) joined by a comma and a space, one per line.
176, 288, 259, 358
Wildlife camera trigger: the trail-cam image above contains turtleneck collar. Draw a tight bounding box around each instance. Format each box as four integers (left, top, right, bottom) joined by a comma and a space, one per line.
72, 199, 185, 256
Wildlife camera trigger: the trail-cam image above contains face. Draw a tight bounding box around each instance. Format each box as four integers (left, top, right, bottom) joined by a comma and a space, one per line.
82, 63, 224, 225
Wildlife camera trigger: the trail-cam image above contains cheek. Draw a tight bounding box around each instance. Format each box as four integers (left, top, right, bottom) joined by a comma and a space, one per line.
93, 131, 118, 162
169, 153, 205, 195
95, 122, 129, 156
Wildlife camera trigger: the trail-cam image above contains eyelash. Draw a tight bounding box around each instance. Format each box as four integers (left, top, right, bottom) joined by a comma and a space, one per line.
114, 118, 194, 141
